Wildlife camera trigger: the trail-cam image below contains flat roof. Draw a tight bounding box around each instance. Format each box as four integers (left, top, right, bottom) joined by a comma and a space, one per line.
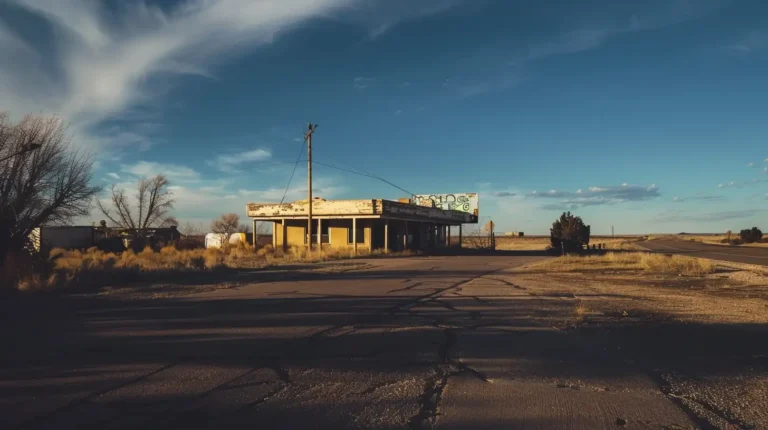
246, 199, 477, 225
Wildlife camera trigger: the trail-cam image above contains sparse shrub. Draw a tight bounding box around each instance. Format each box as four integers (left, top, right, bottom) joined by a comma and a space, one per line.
639, 253, 715, 276
256, 245, 274, 258
203, 248, 225, 270
740, 227, 763, 244
550, 212, 591, 253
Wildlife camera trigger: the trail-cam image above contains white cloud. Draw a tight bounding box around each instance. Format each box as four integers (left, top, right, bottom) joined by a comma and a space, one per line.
107, 172, 120, 180
748, 162, 756, 168
170, 177, 346, 218
121, 161, 200, 183
0, 0, 370, 152
214, 148, 272, 170
531, 183, 660, 209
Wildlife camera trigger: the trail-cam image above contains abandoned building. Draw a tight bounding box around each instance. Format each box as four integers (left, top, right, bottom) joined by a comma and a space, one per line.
246, 198, 478, 252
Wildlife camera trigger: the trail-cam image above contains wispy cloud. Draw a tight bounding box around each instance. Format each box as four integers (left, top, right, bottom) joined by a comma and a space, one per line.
107, 172, 120, 180
171, 177, 346, 218
718, 179, 768, 189
121, 161, 201, 183
748, 162, 756, 168
2, 0, 448, 154
672, 194, 724, 203
655, 209, 758, 223
345, 0, 463, 38
439, 1, 723, 100
353, 76, 376, 90
491, 191, 517, 198
530, 183, 660, 209
214, 148, 272, 170
527, 1, 724, 62
724, 30, 768, 54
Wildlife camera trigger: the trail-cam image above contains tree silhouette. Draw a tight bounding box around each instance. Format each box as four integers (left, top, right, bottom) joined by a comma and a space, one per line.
550, 212, 591, 252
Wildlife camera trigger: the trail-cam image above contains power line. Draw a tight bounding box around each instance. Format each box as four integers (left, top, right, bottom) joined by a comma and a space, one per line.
318, 158, 416, 198
311, 160, 415, 197
228, 161, 303, 172
279, 138, 306, 204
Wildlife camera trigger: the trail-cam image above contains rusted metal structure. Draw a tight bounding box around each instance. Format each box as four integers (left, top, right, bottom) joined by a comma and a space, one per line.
246, 199, 478, 253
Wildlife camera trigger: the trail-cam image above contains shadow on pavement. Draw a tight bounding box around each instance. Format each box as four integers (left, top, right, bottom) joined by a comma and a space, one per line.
2, 263, 766, 429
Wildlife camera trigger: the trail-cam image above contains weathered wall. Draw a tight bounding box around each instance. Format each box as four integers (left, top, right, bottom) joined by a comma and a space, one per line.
247, 200, 376, 218
272, 219, 372, 249
273, 220, 308, 247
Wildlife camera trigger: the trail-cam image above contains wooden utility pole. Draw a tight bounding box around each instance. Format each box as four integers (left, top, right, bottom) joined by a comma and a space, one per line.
305, 123, 317, 249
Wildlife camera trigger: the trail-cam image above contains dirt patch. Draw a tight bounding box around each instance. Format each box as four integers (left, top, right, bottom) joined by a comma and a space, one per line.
500, 259, 768, 428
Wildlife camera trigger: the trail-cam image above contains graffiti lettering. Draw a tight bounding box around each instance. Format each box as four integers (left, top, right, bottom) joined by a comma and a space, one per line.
413, 193, 479, 216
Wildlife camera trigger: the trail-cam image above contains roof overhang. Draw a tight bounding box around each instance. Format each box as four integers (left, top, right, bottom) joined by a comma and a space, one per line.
246, 199, 477, 225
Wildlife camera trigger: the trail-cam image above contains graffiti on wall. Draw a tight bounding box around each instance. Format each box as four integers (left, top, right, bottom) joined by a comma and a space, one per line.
413, 193, 479, 217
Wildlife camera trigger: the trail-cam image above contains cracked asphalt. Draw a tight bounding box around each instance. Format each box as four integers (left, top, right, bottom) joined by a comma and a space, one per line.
1, 254, 761, 429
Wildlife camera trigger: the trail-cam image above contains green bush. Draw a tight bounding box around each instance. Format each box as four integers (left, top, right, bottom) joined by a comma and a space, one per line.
739, 227, 763, 244
550, 212, 591, 253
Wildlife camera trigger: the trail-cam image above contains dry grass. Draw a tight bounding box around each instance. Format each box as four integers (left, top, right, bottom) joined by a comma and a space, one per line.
533, 252, 716, 277
14, 244, 410, 292
486, 236, 646, 251
678, 234, 768, 248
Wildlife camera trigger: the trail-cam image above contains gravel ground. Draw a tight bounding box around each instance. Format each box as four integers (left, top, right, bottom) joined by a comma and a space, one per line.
508, 262, 768, 429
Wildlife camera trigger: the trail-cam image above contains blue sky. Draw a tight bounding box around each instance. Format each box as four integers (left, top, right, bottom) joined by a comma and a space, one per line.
1, 0, 766, 234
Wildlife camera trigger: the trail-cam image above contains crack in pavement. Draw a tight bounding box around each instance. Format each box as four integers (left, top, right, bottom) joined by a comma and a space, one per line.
387, 282, 424, 294
17, 361, 180, 429
484, 277, 528, 290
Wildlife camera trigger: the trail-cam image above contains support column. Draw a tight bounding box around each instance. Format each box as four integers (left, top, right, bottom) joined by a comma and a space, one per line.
446, 225, 451, 247
459, 224, 463, 249
317, 218, 322, 250
352, 217, 357, 255
281, 218, 287, 251
384, 219, 389, 253
252, 219, 257, 247
272, 222, 277, 248
404, 221, 409, 250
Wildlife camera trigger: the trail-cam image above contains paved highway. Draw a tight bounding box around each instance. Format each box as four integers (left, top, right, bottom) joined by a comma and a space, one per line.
639, 237, 768, 266
1, 253, 759, 429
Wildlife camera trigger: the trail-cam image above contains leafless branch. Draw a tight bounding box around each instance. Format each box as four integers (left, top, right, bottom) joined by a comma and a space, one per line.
97, 174, 175, 234
0, 112, 100, 259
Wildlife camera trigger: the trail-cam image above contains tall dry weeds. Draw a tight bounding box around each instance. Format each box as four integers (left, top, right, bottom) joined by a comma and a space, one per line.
535, 252, 716, 277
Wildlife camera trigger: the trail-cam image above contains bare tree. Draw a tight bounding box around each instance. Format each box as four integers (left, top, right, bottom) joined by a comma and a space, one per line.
211, 213, 240, 241
0, 112, 99, 261
236, 223, 251, 234
96, 175, 176, 235
181, 221, 204, 237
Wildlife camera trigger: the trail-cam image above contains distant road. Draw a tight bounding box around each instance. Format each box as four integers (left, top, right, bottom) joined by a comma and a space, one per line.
640, 237, 768, 266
